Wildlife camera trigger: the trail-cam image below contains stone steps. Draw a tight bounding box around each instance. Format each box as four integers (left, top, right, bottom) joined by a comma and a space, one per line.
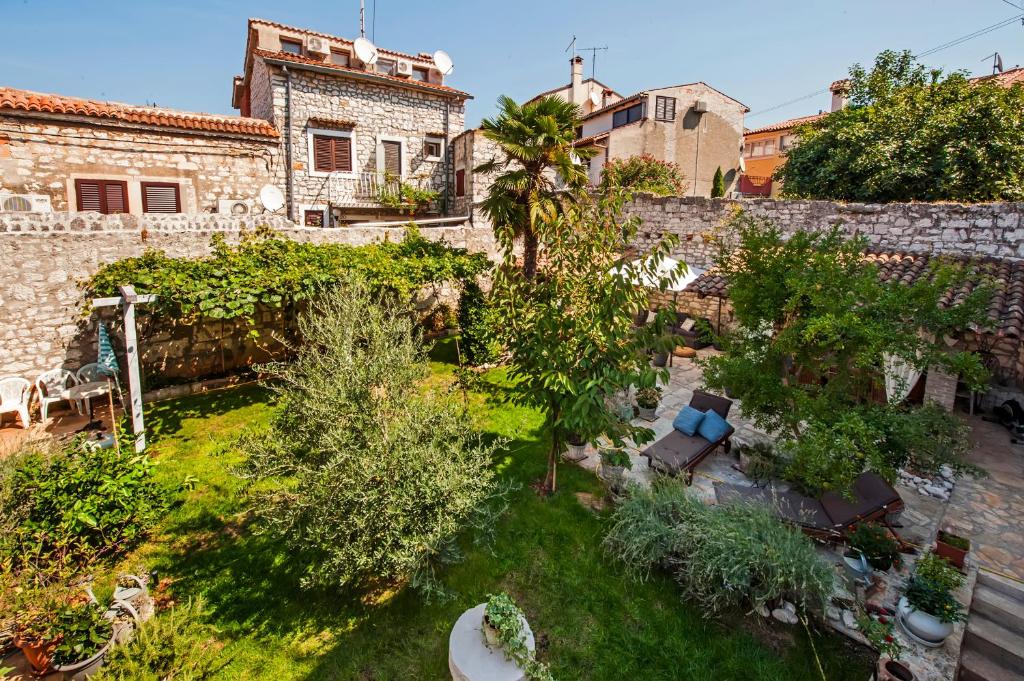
959, 569, 1024, 681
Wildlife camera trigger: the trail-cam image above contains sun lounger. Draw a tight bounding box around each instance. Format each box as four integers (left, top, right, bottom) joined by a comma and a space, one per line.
642, 390, 734, 484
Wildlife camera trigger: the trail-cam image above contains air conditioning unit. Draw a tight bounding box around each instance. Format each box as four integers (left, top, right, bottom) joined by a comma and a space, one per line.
693, 100, 709, 113
395, 60, 414, 77
218, 199, 254, 215
306, 36, 330, 56
0, 192, 52, 213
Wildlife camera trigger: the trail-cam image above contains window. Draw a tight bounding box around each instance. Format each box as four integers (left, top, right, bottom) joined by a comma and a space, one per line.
779, 134, 795, 151
423, 139, 442, 160
141, 182, 181, 213
304, 209, 325, 227
312, 133, 353, 173
654, 96, 676, 122
412, 66, 430, 82
376, 59, 396, 75
75, 179, 128, 214
455, 169, 465, 197
381, 140, 402, 176
330, 49, 350, 67
763, 140, 775, 156
575, 125, 583, 139
743, 143, 753, 158
612, 102, 643, 128
280, 38, 303, 55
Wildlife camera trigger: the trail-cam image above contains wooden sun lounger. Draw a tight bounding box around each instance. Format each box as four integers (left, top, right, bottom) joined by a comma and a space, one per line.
642, 390, 735, 485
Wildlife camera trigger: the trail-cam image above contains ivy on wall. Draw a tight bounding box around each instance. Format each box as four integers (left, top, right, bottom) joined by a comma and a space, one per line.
83, 226, 489, 329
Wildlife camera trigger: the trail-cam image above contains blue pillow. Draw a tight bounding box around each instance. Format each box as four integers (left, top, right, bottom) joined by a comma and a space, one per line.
697, 409, 732, 443
673, 406, 706, 436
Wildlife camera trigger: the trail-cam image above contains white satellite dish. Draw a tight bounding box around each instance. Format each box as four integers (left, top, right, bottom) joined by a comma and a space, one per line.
354, 36, 379, 65
433, 49, 454, 76
589, 91, 602, 107
259, 184, 285, 212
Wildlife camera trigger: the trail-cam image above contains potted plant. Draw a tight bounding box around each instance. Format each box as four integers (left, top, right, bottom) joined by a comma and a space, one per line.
934, 529, 970, 571
897, 574, 965, 647
14, 594, 114, 675
635, 387, 661, 421
855, 611, 911, 680
482, 593, 552, 681
563, 433, 587, 462
599, 448, 633, 491
846, 522, 901, 572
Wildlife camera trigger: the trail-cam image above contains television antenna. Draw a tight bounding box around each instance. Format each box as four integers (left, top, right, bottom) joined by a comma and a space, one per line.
565, 34, 577, 58
578, 45, 608, 80
354, 36, 379, 65
359, 0, 366, 37
983, 51, 1005, 74
433, 49, 454, 75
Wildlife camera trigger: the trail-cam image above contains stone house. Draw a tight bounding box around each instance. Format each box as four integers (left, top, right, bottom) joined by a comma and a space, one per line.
231, 18, 472, 225
0, 87, 279, 216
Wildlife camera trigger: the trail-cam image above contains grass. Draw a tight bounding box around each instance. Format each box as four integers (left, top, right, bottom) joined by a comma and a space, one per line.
116, 338, 872, 680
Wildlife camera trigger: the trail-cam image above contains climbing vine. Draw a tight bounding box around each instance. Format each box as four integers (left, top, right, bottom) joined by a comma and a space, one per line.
83, 225, 488, 328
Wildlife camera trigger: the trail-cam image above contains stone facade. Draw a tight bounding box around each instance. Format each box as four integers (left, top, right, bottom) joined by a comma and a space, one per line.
0, 115, 278, 214
0, 212, 497, 381
451, 129, 503, 226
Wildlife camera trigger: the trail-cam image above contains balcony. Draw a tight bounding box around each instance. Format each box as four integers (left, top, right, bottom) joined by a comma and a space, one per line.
738, 174, 772, 197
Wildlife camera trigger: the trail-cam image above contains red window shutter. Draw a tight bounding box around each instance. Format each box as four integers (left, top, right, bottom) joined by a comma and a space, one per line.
334, 136, 352, 172
382, 141, 401, 176
455, 169, 465, 197
141, 183, 180, 213
76, 180, 102, 211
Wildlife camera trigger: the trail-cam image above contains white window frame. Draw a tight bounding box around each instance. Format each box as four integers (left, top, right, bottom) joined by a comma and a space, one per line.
300, 204, 329, 227
375, 135, 406, 179
423, 135, 444, 162
307, 127, 357, 179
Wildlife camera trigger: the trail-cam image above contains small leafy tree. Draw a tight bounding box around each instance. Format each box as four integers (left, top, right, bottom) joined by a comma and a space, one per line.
779, 49, 1024, 202
238, 282, 502, 593
599, 154, 687, 197
457, 280, 502, 365
492, 185, 679, 493
700, 213, 990, 493
711, 166, 726, 198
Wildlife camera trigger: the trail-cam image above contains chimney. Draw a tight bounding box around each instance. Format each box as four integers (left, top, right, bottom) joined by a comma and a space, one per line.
829, 79, 851, 112
570, 55, 585, 105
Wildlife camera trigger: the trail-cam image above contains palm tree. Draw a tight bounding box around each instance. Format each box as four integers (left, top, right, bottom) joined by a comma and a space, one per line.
477, 95, 594, 280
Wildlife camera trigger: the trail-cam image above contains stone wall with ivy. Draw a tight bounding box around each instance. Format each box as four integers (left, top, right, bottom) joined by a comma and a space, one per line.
0, 211, 496, 383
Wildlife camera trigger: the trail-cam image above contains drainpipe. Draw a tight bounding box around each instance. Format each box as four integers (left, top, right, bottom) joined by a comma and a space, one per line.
442, 101, 450, 216
283, 65, 295, 221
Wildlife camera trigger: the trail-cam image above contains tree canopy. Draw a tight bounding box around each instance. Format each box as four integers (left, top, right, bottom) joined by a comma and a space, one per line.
599, 154, 687, 197
778, 50, 1024, 203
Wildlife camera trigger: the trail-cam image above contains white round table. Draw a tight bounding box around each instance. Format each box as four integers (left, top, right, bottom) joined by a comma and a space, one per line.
449, 603, 534, 681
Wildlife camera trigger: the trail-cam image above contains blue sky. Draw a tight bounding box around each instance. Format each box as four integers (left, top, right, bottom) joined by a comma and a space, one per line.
2, 1, 1022, 128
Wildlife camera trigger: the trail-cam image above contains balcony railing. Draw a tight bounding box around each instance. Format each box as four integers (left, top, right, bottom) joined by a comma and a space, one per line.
319, 172, 438, 207
738, 174, 773, 197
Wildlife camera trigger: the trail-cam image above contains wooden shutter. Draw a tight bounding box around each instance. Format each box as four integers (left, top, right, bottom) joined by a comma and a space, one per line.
382, 140, 401, 176
455, 169, 465, 197
313, 134, 351, 172
655, 96, 676, 122
76, 180, 103, 212
333, 136, 352, 172
75, 179, 128, 214
141, 182, 180, 213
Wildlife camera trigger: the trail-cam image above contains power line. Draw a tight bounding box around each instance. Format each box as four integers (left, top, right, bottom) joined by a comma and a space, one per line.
746, 12, 1024, 119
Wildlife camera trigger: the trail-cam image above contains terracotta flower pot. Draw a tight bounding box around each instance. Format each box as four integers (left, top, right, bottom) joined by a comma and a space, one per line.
13, 635, 57, 674
883, 660, 914, 681
935, 531, 969, 571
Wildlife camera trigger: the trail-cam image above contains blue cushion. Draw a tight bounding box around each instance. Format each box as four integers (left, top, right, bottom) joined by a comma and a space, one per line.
697, 409, 731, 443
673, 406, 706, 436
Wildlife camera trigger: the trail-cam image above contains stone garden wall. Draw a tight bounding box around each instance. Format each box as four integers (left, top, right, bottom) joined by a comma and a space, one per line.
0, 211, 496, 382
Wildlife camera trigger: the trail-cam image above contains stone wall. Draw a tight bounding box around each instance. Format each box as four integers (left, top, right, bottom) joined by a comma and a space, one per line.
625, 196, 1024, 267
0, 115, 278, 214
0, 211, 497, 381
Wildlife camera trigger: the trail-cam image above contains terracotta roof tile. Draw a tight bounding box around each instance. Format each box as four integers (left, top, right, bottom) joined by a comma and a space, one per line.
0, 87, 278, 138
254, 49, 471, 99
685, 250, 1024, 339
249, 18, 430, 64
745, 113, 827, 136
973, 66, 1024, 87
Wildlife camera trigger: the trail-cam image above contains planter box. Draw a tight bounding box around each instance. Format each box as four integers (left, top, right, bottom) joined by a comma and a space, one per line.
935, 530, 969, 570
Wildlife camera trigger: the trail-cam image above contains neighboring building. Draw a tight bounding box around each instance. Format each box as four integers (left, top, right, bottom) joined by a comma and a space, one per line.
0, 87, 279, 215
526, 55, 626, 117
232, 18, 472, 225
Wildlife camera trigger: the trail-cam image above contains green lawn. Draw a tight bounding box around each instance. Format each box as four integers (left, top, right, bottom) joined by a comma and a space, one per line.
121, 338, 872, 680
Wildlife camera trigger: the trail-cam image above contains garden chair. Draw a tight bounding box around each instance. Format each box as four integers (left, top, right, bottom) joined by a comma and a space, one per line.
76, 362, 123, 409
642, 390, 735, 484
0, 376, 32, 428
35, 368, 82, 422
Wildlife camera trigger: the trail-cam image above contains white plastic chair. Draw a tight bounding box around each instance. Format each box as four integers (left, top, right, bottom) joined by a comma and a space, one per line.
76, 363, 123, 413
0, 376, 31, 428
35, 368, 81, 422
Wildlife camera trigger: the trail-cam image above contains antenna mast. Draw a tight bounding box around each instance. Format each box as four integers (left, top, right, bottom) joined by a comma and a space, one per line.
578, 45, 608, 79
360, 0, 366, 38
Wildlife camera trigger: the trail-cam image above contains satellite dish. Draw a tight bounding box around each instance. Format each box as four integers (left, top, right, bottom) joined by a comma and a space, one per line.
432, 50, 454, 76
354, 37, 379, 65
259, 184, 285, 212
589, 91, 602, 107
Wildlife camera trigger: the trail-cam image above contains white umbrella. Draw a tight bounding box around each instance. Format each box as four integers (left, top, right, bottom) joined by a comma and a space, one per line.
610, 256, 703, 292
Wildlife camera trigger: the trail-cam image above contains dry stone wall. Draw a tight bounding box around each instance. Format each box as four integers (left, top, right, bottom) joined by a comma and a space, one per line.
0, 211, 497, 381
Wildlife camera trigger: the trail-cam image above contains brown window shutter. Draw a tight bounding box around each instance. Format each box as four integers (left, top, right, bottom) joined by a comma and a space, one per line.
141, 183, 180, 213
76, 180, 102, 212
104, 182, 127, 213
334, 136, 352, 172
455, 169, 465, 197
76, 179, 128, 214
313, 135, 333, 172
382, 140, 401, 176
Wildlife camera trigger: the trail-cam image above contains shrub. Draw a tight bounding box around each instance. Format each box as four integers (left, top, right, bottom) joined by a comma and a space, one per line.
635, 387, 661, 409
0, 437, 169, 573
904, 575, 965, 623
711, 166, 726, 198
606, 482, 834, 614
599, 154, 687, 197
737, 441, 784, 485
846, 523, 901, 571
457, 280, 502, 365
238, 283, 503, 593
914, 551, 964, 592
92, 597, 223, 680
13, 585, 113, 668
599, 448, 632, 469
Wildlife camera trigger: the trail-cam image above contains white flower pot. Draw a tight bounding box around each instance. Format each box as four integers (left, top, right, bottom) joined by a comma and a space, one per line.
897, 597, 953, 647
563, 442, 587, 462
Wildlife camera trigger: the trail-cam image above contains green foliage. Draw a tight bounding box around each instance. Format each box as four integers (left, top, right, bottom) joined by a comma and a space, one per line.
599, 154, 687, 197
711, 166, 726, 198
237, 283, 502, 593
737, 441, 785, 485
904, 575, 965, 623
700, 213, 990, 493
635, 386, 662, 409
491, 184, 678, 490
0, 438, 168, 574
914, 551, 964, 592
938, 529, 970, 551
478, 94, 595, 280
846, 523, 901, 571
14, 587, 113, 667
457, 280, 502, 365
84, 227, 488, 329
484, 593, 554, 681
375, 173, 440, 213
93, 597, 223, 680
598, 448, 632, 470
779, 49, 1024, 202
605, 482, 835, 614
855, 610, 902, 660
